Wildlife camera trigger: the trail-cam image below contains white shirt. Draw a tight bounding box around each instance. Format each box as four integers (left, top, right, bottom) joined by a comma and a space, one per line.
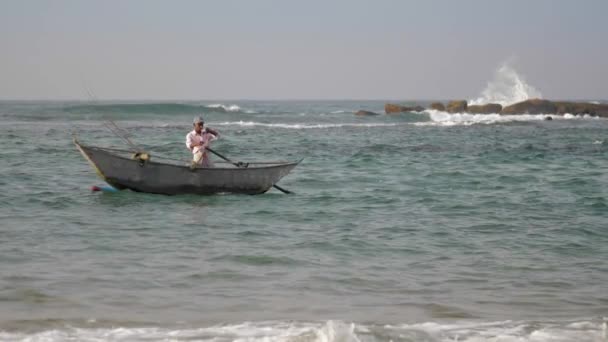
186, 129, 218, 154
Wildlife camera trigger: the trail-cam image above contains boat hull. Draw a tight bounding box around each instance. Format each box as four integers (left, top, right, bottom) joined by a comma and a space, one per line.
76, 142, 298, 195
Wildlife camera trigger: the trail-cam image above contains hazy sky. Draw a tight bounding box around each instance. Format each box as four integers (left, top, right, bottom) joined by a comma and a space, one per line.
1, 0, 607, 100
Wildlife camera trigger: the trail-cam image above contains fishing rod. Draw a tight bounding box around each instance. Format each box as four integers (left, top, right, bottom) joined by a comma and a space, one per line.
80, 79, 137, 152
79, 80, 144, 153
103, 120, 143, 152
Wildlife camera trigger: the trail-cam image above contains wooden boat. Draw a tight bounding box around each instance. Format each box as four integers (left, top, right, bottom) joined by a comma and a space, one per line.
74, 140, 299, 195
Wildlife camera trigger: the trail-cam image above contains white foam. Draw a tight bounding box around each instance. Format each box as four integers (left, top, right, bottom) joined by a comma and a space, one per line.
563, 113, 600, 119
214, 121, 402, 129
418, 109, 601, 126
0, 319, 605, 342
389, 319, 607, 342
0, 321, 355, 342
313, 321, 361, 342
469, 62, 543, 107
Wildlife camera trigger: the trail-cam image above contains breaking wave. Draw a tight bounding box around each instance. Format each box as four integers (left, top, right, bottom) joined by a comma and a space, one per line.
206, 103, 248, 112
0, 319, 605, 342
469, 62, 543, 107
110, 114, 604, 130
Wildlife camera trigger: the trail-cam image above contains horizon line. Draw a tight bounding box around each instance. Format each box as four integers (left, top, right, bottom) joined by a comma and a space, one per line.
1, 97, 606, 102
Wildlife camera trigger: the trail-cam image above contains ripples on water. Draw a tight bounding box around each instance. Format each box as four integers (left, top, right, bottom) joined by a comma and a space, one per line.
0, 101, 607, 341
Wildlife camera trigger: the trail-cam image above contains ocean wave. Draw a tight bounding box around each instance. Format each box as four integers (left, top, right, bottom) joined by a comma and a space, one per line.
63, 103, 248, 115
417, 110, 603, 126
0, 319, 605, 341
0, 120, 400, 130
214, 121, 403, 129
206, 104, 247, 112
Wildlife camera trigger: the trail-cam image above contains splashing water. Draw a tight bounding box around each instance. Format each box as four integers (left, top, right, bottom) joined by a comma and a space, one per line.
469, 63, 542, 107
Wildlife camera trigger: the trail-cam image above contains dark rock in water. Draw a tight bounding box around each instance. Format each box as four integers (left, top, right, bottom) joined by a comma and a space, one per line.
501, 99, 557, 114
411, 105, 425, 112
385, 103, 425, 114
355, 110, 380, 116
430, 102, 446, 111
466, 103, 503, 114
545, 116, 553, 120
446, 100, 467, 113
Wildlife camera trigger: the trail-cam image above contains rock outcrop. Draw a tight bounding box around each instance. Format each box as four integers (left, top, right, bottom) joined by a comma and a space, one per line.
501, 99, 608, 117
383, 99, 608, 117
355, 110, 380, 116
501, 99, 557, 114
430, 102, 445, 111
446, 100, 468, 113
466, 103, 503, 114
385, 103, 425, 114
555, 102, 608, 117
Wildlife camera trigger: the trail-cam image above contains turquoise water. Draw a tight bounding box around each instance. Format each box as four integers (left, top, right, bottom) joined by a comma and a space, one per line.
0, 101, 607, 341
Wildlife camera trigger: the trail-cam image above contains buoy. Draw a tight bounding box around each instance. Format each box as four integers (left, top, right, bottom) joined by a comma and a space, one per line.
91, 185, 118, 192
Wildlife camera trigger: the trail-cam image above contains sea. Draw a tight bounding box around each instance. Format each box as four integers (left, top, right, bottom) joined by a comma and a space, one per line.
1, 95, 607, 341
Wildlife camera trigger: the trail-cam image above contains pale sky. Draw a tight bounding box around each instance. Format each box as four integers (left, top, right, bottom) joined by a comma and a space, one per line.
1, 0, 607, 100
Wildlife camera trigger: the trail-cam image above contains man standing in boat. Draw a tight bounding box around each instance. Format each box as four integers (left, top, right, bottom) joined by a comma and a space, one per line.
186, 117, 219, 168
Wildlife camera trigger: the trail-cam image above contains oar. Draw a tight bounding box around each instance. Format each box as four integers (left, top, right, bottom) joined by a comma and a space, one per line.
205, 147, 293, 194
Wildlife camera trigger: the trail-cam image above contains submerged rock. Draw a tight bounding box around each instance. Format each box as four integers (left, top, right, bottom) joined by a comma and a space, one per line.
385, 103, 424, 114
446, 100, 468, 113
466, 103, 503, 114
430, 102, 446, 111
355, 110, 380, 116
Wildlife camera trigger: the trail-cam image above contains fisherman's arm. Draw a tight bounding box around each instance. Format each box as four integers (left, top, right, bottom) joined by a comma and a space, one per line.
205, 127, 219, 137
186, 133, 197, 150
